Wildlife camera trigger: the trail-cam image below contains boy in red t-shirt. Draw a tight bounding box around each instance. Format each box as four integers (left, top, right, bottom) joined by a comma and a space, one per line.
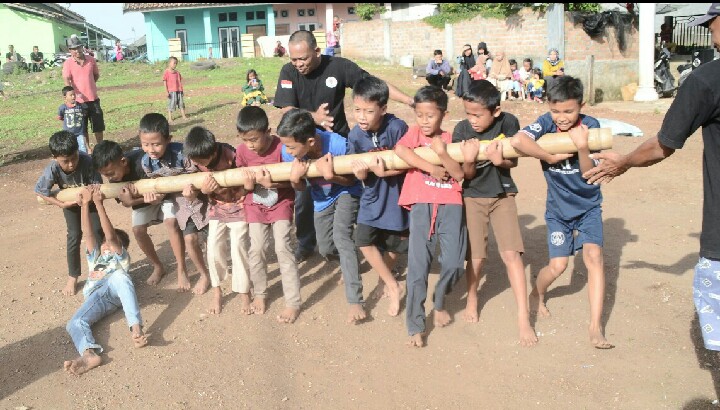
395, 86, 467, 347
235, 106, 301, 323
163, 57, 187, 122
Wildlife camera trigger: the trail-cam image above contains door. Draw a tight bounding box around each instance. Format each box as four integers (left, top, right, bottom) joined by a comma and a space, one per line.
219, 27, 240, 58
246, 24, 267, 58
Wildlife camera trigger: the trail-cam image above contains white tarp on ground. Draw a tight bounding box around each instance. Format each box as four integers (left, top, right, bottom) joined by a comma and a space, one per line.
598, 118, 644, 137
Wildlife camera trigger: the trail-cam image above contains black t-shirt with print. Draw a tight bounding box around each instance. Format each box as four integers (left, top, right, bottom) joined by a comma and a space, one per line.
274, 55, 368, 137
657, 59, 720, 260
451, 112, 520, 198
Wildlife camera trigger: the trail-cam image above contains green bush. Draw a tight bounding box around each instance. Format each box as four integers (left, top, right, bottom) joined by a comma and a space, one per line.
424, 3, 602, 29
355, 3, 388, 21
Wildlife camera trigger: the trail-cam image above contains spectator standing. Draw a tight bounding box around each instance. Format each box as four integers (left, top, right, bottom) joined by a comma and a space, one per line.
63, 35, 105, 146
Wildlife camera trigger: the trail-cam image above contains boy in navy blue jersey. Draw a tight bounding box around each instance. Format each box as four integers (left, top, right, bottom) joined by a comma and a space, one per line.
348, 76, 409, 317
58, 86, 90, 153
510, 76, 612, 349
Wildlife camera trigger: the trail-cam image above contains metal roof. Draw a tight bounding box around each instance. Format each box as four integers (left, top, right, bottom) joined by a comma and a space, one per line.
3, 3, 119, 40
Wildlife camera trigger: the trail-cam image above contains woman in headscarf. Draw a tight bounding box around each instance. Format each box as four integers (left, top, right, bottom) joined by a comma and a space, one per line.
454, 44, 476, 97
476, 41, 492, 76
487, 50, 513, 99
542, 47, 565, 92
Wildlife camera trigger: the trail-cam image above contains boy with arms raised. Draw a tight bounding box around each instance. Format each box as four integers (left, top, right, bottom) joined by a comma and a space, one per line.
348, 76, 409, 317
509, 76, 613, 348
394, 86, 467, 347
138, 113, 208, 293
236, 106, 301, 323
279, 108, 364, 323
63, 185, 147, 376
35, 131, 103, 296
454, 80, 537, 346
183, 126, 251, 314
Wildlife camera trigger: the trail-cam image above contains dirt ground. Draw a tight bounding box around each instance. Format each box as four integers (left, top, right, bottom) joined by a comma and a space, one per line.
0, 73, 717, 409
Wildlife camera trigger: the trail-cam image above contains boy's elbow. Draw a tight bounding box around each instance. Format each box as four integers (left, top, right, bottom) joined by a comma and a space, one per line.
509, 136, 523, 149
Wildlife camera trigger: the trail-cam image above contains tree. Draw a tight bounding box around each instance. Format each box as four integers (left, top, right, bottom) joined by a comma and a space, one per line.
355, 3, 388, 21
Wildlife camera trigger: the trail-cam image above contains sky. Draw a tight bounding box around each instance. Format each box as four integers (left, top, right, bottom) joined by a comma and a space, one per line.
66, 3, 146, 44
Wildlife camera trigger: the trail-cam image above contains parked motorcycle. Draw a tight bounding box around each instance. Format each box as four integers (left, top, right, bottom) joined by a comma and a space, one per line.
654, 43, 675, 98
676, 52, 701, 89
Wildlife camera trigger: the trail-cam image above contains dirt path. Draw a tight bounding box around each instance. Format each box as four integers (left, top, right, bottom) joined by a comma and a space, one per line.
0, 83, 716, 409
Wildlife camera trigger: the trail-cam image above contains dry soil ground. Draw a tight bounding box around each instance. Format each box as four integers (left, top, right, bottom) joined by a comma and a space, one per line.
0, 70, 717, 409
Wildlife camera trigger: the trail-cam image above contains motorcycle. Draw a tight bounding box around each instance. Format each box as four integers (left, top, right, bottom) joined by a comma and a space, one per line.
676, 51, 701, 89
654, 42, 676, 98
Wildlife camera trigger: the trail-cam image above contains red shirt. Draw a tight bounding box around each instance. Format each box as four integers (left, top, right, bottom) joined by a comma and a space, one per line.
396, 125, 462, 208
62, 55, 99, 103
235, 136, 294, 224
163, 69, 183, 92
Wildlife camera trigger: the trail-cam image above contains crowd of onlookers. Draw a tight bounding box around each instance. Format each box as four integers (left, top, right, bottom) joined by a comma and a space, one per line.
427, 42, 567, 103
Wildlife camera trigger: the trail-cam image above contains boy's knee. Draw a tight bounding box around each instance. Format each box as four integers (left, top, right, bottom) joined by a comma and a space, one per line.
184, 233, 198, 247
163, 218, 178, 229
66, 317, 82, 333
548, 258, 569, 276
500, 251, 523, 266
132, 225, 149, 237
583, 244, 604, 266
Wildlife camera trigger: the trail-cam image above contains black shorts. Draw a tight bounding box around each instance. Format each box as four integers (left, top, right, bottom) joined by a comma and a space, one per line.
183, 218, 208, 237
355, 223, 409, 254
84, 99, 105, 133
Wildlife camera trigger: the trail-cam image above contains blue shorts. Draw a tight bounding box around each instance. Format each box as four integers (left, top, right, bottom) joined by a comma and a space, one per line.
694, 257, 720, 351
545, 207, 603, 258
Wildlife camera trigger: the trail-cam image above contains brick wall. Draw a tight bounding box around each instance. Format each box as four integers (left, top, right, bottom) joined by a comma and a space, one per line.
341, 19, 385, 59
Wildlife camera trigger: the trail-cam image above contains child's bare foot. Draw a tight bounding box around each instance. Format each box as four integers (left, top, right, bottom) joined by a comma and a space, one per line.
192, 274, 210, 295
277, 307, 300, 324
519, 320, 539, 347
131, 324, 148, 348
177, 271, 191, 292
590, 325, 614, 349
433, 309, 452, 327
463, 296, 479, 323
251, 297, 266, 315
63, 349, 102, 376
62, 276, 78, 296
386, 283, 404, 317
146, 266, 166, 286
208, 287, 223, 314
406, 333, 425, 348
239, 293, 252, 315
347, 304, 367, 324
529, 288, 551, 318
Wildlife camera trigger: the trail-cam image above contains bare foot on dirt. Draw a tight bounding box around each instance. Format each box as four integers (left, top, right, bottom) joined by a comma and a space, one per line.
529, 288, 551, 318
131, 325, 148, 348
590, 325, 614, 349
208, 287, 223, 314
433, 309, 452, 327
347, 304, 367, 324
463, 296, 479, 323
177, 271, 191, 292
386, 283, 404, 317
192, 274, 210, 295
277, 307, 300, 324
146, 265, 166, 286
251, 297, 266, 315
62, 276, 78, 296
406, 333, 425, 348
519, 320, 539, 347
239, 293, 252, 315
63, 349, 102, 376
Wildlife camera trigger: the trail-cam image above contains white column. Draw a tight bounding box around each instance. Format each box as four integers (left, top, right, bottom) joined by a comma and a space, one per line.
634, 3, 659, 101
326, 4, 334, 46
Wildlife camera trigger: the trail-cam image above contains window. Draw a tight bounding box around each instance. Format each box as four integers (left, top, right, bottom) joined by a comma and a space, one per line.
307, 9, 315, 17
298, 9, 305, 17
256, 10, 265, 19
229, 12, 237, 21
281, 10, 289, 18
219, 12, 227, 22
175, 29, 187, 54
246, 11, 255, 20
274, 10, 278, 18
298, 23, 316, 31
348, 7, 356, 15
175, 15, 185, 24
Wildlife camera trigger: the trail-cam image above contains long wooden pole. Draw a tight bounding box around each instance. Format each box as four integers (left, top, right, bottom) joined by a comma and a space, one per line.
40, 128, 612, 204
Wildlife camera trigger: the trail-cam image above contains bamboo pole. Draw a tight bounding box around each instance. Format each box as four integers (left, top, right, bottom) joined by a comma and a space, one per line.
39, 128, 612, 204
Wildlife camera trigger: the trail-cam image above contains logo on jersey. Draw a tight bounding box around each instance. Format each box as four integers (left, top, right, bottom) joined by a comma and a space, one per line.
550, 231, 565, 246
529, 123, 542, 133
325, 76, 338, 88
281, 80, 293, 89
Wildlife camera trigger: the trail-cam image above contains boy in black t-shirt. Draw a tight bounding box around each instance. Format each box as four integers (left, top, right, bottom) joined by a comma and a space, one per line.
453, 80, 537, 347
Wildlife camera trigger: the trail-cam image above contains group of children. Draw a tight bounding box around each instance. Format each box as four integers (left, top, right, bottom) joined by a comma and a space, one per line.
37, 71, 612, 375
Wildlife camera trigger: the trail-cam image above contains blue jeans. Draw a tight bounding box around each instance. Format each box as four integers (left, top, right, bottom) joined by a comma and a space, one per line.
295, 189, 317, 254
314, 194, 361, 304
76, 134, 88, 154
66, 272, 142, 354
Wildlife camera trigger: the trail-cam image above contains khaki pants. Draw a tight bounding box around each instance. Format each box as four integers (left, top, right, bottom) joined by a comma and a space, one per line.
248, 220, 301, 308
207, 220, 250, 293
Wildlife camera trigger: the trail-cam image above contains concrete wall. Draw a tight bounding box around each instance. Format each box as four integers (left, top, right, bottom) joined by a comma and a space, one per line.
342, 8, 639, 101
